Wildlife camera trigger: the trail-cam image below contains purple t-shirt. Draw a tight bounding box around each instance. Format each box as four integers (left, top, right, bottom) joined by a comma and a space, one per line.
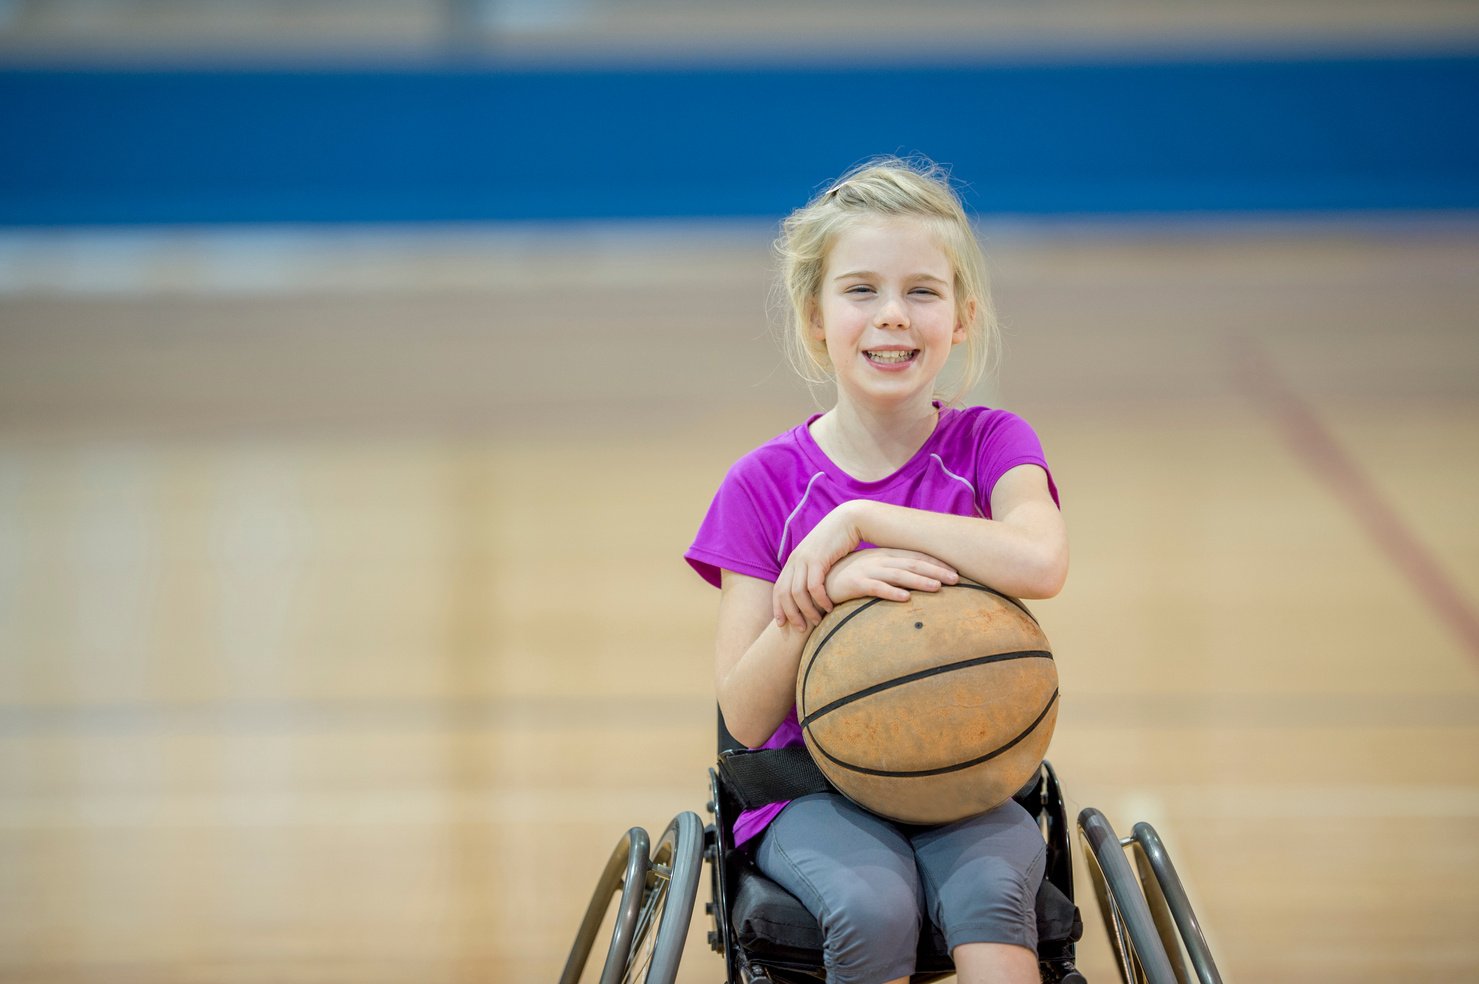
686, 404, 1059, 845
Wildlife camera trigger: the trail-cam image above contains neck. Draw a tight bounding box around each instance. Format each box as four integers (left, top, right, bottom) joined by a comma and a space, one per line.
811, 395, 940, 481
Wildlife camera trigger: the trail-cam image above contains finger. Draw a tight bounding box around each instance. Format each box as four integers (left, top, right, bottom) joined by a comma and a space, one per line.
898, 550, 957, 574
807, 571, 832, 620
792, 559, 828, 621
865, 579, 912, 602
902, 558, 958, 583
875, 569, 943, 594
900, 569, 943, 589
783, 572, 805, 629
775, 575, 801, 629
781, 589, 805, 631
796, 580, 823, 628
774, 571, 798, 624
916, 568, 954, 589
789, 567, 819, 629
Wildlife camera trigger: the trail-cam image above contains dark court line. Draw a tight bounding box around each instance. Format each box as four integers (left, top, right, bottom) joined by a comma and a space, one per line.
1233, 336, 1479, 664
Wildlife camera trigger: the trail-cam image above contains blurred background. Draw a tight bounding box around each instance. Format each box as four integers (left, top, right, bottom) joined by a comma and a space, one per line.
1, 2, 1478, 981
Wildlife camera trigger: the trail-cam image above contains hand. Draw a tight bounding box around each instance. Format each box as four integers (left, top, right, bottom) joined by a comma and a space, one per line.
824, 548, 959, 606
773, 503, 864, 630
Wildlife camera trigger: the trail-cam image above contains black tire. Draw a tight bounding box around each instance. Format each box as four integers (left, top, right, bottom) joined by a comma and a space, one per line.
559, 827, 653, 984
1078, 808, 1179, 984
619, 811, 706, 984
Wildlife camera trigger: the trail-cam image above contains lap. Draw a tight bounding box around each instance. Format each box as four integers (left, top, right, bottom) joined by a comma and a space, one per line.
754, 793, 1045, 951
754, 792, 924, 916
911, 797, 1045, 881
754, 793, 925, 983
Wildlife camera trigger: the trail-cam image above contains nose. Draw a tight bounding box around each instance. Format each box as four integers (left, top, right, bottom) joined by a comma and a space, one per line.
874, 292, 909, 329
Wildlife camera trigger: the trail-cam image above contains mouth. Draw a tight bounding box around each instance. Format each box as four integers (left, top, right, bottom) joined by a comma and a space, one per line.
864, 349, 919, 366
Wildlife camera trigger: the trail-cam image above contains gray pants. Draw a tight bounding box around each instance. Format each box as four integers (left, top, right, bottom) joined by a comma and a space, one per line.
754, 792, 1045, 984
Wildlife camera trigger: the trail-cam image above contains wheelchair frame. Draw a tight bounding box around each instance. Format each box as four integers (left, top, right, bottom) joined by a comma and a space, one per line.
562, 759, 1222, 984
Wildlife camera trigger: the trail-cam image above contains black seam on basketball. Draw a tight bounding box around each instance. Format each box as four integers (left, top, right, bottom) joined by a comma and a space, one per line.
800, 585, 1034, 713
799, 650, 1053, 730
949, 581, 1038, 624
811, 689, 1059, 779
798, 596, 884, 717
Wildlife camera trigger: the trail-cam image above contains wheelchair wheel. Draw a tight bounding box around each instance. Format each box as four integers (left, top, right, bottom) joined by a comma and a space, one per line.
620, 811, 706, 984
559, 826, 652, 984
1078, 808, 1178, 984
1129, 822, 1223, 984
560, 812, 704, 984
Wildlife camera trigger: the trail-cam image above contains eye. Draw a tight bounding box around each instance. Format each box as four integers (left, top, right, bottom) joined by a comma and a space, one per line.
910, 287, 942, 297
844, 284, 875, 295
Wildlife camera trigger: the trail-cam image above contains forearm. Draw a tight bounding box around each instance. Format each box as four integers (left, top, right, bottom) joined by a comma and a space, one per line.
715, 575, 813, 748
716, 619, 810, 747
848, 499, 1068, 599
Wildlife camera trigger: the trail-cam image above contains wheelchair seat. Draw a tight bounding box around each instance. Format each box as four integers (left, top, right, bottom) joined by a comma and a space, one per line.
561, 711, 1220, 984
727, 858, 958, 976
708, 722, 1085, 984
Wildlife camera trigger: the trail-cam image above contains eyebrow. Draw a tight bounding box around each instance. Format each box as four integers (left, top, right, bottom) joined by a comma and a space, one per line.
832, 271, 950, 284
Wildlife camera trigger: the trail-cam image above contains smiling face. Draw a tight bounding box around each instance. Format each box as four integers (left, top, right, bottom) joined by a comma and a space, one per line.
810, 215, 972, 412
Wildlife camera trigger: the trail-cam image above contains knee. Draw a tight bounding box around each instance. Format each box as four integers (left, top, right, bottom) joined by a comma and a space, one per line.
935, 856, 1041, 952
978, 856, 1037, 912
821, 876, 921, 981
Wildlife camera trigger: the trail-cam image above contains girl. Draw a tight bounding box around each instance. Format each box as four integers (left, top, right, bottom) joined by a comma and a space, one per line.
686, 158, 1067, 984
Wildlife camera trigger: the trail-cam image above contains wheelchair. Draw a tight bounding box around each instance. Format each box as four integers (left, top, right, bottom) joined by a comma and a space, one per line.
560, 716, 1223, 984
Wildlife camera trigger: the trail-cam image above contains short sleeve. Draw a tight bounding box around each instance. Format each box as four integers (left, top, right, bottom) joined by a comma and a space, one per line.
974, 411, 1060, 517
685, 463, 784, 589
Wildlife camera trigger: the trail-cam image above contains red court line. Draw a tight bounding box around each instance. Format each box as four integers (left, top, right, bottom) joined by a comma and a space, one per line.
1232, 337, 1479, 664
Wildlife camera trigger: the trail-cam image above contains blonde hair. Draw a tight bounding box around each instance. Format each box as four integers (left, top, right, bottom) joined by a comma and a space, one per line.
774, 156, 999, 404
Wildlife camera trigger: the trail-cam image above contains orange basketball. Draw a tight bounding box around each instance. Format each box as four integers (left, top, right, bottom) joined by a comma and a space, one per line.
796, 581, 1058, 824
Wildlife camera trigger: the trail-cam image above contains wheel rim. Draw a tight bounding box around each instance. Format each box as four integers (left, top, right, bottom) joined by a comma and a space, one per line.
622, 858, 672, 983
1077, 807, 1178, 984
1084, 836, 1149, 984
619, 812, 704, 984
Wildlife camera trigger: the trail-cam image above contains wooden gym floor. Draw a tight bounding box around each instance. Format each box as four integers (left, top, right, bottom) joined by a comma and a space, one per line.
0, 216, 1476, 981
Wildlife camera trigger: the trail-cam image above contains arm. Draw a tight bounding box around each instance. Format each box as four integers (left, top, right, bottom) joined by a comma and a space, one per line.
774, 463, 1068, 629
714, 570, 812, 748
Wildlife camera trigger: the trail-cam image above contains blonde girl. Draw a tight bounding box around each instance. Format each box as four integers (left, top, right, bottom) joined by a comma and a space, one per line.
687, 157, 1067, 984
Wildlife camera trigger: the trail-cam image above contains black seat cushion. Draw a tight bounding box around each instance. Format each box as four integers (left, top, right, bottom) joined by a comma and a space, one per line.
730, 861, 823, 963
729, 859, 954, 973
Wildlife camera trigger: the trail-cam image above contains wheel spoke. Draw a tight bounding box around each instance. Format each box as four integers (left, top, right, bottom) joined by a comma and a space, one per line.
622, 879, 670, 984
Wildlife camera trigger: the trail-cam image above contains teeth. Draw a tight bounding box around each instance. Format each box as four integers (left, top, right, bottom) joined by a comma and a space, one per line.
866, 350, 917, 364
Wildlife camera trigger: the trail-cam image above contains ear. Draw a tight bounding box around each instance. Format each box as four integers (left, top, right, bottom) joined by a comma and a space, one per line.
953, 297, 976, 344
807, 301, 826, 341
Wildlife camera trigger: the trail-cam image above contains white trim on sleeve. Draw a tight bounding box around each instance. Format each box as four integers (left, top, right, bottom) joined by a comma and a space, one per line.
777, 471, 827, 562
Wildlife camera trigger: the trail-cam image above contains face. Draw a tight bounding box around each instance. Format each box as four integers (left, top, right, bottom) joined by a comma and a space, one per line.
811, 216, 971, 410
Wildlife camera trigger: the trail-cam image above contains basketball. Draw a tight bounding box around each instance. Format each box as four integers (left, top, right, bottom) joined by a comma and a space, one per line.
795, 581, 1058, 825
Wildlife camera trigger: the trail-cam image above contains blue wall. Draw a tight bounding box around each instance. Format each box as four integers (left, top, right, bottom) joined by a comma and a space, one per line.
2, 53, 1477, 224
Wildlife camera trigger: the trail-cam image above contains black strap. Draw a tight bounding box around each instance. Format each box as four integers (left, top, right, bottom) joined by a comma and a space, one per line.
718, 746, 1047, 816
718, 747, 835, 811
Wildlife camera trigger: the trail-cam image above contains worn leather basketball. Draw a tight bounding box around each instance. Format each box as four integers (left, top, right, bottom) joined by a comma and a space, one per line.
795, 581, 1058, 824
